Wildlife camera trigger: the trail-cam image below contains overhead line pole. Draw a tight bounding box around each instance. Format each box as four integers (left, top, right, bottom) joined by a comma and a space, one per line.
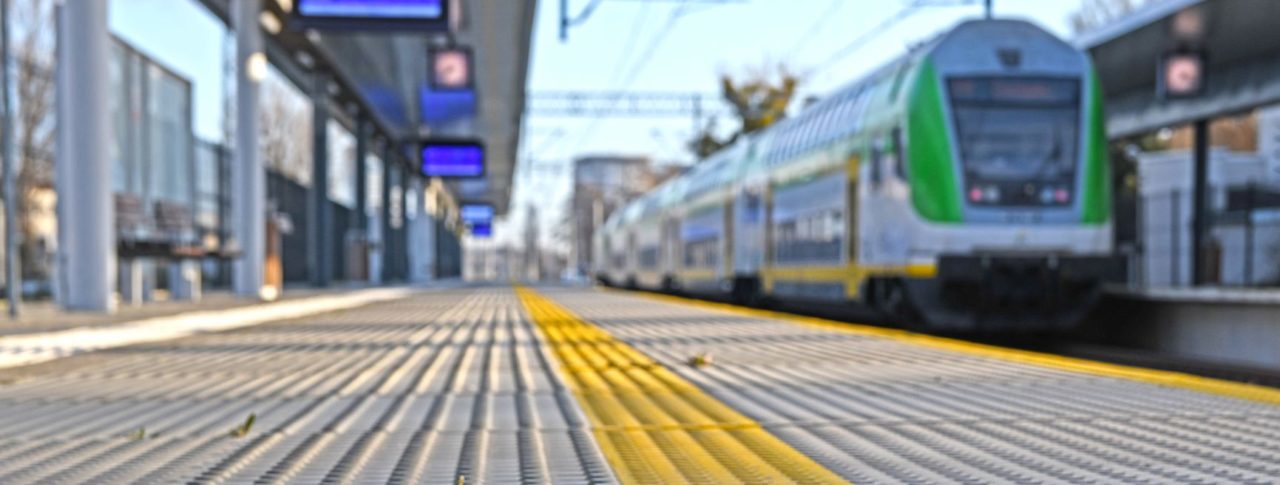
2, 0, 18, 317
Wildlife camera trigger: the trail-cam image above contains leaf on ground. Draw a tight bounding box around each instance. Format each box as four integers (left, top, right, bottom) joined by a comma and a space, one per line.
229, 413, 256, 438
688, 352, 713, 368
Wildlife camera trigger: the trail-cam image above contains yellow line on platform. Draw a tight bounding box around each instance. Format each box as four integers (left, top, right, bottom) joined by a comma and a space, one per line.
627, 289, 1280, 408
515, 287, 848, 485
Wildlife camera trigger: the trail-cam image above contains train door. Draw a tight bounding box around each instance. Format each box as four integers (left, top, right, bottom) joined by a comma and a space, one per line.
733, 185, 766, 276
661, 215, 679, 290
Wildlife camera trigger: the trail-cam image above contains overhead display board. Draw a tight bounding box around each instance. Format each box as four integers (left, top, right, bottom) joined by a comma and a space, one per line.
460, 204, 495, 224
470, 222, 493, 237
421, 140, 484, 178
294, 0, 450, 31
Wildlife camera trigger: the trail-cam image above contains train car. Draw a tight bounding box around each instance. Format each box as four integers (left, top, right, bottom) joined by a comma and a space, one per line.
596, 19, 1125, 332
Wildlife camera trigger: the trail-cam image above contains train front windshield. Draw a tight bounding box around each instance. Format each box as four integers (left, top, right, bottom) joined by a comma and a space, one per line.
948, 77, 1081, 208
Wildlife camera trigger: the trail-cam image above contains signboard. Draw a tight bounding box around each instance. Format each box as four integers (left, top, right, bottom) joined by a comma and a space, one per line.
470, 222, 492, 237
421, 140, 484, 178
430, 47, 474, 91
294, 0, 449, 31
460, 204, 495, 224
1159, 50, 1207, 100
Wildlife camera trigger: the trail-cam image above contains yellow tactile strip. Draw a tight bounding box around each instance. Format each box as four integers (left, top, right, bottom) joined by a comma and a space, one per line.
516, 287, 847, 484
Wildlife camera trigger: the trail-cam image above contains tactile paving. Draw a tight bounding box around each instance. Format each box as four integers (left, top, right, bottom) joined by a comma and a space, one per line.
544, 287, 1280, 484
0, 289, 614, 484
515, 287, 847, 484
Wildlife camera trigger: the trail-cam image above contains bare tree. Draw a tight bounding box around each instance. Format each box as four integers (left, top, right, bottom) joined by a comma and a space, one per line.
12, 0, 54, 280
690, 63, 799, 160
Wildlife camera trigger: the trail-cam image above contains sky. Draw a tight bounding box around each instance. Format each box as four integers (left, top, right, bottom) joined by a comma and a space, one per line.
109, 0, 228, 143
103, 0, 1094, 252
498, 0, 1089, 248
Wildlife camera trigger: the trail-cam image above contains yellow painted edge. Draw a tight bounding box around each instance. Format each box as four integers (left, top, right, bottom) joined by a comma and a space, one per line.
516, 287, 849, 484
621, 288, 1280, 407
762, 263, 938, 298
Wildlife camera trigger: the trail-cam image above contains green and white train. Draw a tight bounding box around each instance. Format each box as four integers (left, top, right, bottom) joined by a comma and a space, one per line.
594, 20, 1125, 332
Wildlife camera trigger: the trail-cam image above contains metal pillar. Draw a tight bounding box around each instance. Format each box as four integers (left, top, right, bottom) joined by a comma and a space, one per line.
57, 1, 114, 312
381, 146, 394, 283
354, 117, 369, 232
232, 0, 265, 299
2, 0, 20, 317
310, 71, 332, 288
1191, 119, 1210, 286
398, 164, 410, 281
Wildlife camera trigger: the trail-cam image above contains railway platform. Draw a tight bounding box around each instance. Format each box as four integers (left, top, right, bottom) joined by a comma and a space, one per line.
0, 285, 1278, 483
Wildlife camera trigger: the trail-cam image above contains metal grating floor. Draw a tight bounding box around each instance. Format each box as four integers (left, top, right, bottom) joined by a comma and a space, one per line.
545, 288, 1280, 484
4, 285, 1280, 484
0, 289, 614, 484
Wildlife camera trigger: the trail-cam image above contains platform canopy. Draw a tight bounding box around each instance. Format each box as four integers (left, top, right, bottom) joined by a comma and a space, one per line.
1077, 0, 1280, 138
200, 0, 536, 215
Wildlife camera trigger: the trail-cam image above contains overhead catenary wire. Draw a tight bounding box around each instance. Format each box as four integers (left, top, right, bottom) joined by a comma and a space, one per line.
561, 0, 694, 161
801, 0, 982, 83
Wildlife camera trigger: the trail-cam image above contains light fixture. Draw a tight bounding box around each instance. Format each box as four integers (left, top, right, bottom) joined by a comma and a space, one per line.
246, 52, 269, 83
259, 11, 282, 35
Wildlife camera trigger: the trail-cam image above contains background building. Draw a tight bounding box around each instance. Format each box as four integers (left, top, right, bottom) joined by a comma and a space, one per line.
569, 155, 681, 276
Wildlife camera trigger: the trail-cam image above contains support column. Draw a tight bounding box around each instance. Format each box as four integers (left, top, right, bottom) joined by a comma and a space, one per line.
1191, 119, 1210, 286
352, 117, 368, 282
398, 164, 410, 281
354, 117, 369, 232
57, 1, 114, 311
381, 146, 394, 283
232, 0, 265, 299
310, 72, 332, 288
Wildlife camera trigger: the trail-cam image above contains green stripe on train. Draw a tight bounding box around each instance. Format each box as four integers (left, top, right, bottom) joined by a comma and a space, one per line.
907, 59, 963, 223
1081, 70, 1111, 224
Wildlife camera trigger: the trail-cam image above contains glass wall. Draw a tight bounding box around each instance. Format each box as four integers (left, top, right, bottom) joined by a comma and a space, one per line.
108, 38, 195, 242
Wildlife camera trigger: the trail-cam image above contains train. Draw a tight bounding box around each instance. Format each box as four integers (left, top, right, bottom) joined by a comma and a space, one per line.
593, 19, 1126, 333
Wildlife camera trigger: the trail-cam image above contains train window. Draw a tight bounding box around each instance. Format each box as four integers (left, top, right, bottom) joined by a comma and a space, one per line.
870, 140, 884, 186
774, 208, 844, 264
948, 77, 1080, 207
890, 63, 909, 100
892, 127, 908, 180
638, 246, 660, 269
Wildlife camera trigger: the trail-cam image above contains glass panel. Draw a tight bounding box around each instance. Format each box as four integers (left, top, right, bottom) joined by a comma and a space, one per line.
948, 77, 1080, 208
327, 120, 357, 208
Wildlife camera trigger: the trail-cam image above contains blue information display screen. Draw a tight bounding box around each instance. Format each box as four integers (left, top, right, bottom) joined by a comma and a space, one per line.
298, 0, 443, 19
422, 142, 484, 178
460, 204, 495, 224
294, 0, 448, 31
470, 222, 492, 237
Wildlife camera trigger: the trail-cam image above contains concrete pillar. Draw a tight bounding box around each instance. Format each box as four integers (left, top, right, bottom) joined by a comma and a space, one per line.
57, 1, 115, 312
310, 72, 332, 288
232, 0, 266, 299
